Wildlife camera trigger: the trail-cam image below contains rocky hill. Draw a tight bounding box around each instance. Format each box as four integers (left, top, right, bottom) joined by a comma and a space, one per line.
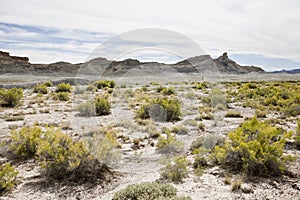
0, 51, 264, 76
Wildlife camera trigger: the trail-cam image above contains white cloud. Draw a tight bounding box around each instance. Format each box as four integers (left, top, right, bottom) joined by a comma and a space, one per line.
0, 0, 300, 68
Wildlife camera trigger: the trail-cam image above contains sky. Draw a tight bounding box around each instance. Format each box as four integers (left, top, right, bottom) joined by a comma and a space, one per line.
1, 0, 300, 71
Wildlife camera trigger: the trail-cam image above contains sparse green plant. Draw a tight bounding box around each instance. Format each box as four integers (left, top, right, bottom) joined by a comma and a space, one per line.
255, 109, 267, 118
224, 175, 231, 185
0, 163, 18, 193
57, 92, 69, 101
160, 156, 189, 182
74, 85, 85, 94
225, 111, 242, 118
146, 124, 160, 138
198, 122, 205, 131
82, 131, 120, 166
43, 81, 53, 87
0, 88, 23, 107
193, 81, 208, 90
78, 100, 96, 116
160, 86, 176, 95
94, 80, 115, 89
172, 125, 188, 135
10, 126, 42, 159
113, 182, 191, 200
95, 96, 111, 115
193, 147, 209, 169
4, 115, 25, 122
136, 97, 182, 121
231, 177, 242, 191
295, 120, 300, 150
55, 83, 72, 93
33, 84, 48, 94
86, 84, 97, 92
212, 117, 294, 177
156, 131, 184, 155
36, 128, 95, 180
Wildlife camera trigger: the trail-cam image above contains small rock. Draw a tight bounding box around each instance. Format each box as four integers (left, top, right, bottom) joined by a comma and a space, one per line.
241, 183, 253, 194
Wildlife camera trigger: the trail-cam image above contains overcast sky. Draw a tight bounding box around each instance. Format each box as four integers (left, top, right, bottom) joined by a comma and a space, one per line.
1, 0, 300, 71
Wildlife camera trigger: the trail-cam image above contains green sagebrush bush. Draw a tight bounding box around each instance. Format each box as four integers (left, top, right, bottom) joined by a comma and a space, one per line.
157, 86, 176, 95
156, 131, 184, 155
95, 96, 111, 115
55, 83, 72, 93
113, 182, 191, 200
78, 97, 111, 116
0, 163, 18, 193
9, 126, 108, 181
33, 84, 48, 94
295, 120, 300, 150
160, 156, 189, 182
212, 117, 294, 177
36, 128, 92, 179
136, 98, 182, 121
0, 88, 23, 107
77, 100, 96, 116
43, 81, 53, 87
56, 92, 69, 101
10, 126, 42, 159
94, 80, 115, 89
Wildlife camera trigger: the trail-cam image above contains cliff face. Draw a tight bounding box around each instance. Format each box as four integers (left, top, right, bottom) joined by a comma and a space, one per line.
0, 51, 81, 75
214, 53, 264, 73
0, 50, 265, 75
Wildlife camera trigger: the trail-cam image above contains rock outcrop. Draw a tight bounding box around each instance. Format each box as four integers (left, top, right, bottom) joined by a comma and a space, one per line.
0, 50, 265, 75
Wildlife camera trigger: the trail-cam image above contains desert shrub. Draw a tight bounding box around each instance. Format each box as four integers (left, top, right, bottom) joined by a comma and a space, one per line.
94, 80, 115, 89
74, 85, 85, 94
156, 132, 184, 155
4, 115, 24, 122
36, 128, 92, 179
157, 86, 176, 95
193, 147, 210, 168
43, 81, 53, 87
193, 81, 208, 90
86, 84, 97, 92
0, 163, 18, 193
255, 109, 267, 118
284, 104, 300, 116
95, 96, 111, 115
113, 182, 191, 200
0, 88, 23, 107
225, 111, 242, 118
83, 130, 120, 165
212, 117, 294, 177
10, 126, 42, 159
55, 83, 72, 93
190, 135, 224, 151
136, 98, 182, 121
57, 92, 69, 101
231, 177, 242, 191
33, 84, 48, 94
295, 120, 300, 150
78, 100, 96, 116
210, 88, 226, 110
172, 125, 188, 135
160, 156, 189, 182
107, 88, 114, 94
198, 122, 205, 131
198, 113, 213, 120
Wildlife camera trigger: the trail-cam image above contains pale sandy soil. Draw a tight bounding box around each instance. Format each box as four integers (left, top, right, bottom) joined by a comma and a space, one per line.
0, 73, 299, 200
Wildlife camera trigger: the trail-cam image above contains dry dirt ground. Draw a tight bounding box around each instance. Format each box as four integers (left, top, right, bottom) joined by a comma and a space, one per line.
0, 73, 300, 200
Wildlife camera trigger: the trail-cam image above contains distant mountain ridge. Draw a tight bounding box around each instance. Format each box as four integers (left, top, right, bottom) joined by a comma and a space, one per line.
0, 50, 265, 75
271, 68, 300, 74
